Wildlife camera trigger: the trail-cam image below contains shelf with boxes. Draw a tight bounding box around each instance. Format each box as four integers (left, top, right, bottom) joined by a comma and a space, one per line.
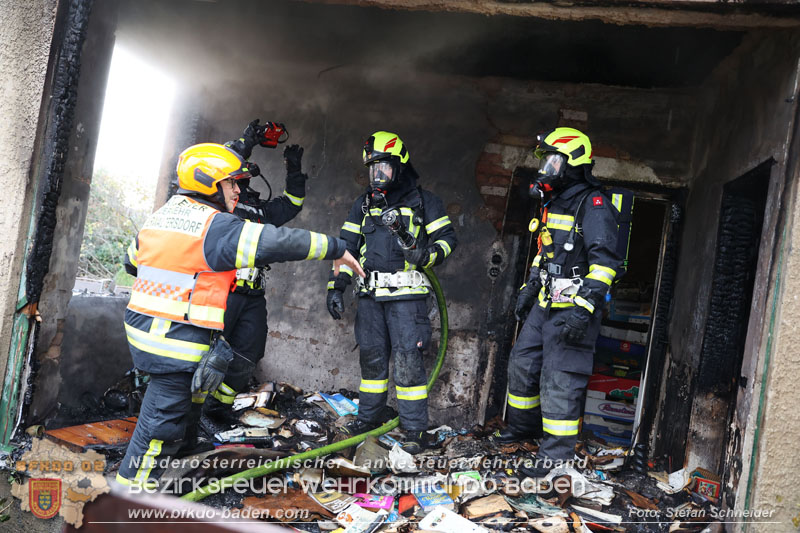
584, 285, 652, 446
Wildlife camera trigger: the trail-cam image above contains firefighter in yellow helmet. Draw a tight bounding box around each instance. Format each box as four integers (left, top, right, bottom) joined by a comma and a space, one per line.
493, 128, 624, 478
326, 132, 457, 454
118, 143, 363, 488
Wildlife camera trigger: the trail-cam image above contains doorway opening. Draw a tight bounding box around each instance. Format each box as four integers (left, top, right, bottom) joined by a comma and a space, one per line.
76, 45, 175, 292
700, 162, 770, 499
582, 191, 674, 448
47, 44, 176, 430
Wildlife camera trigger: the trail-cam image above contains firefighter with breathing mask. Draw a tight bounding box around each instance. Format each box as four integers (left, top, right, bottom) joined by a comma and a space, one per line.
326, 132, 457, 454
493, 127, 623, 478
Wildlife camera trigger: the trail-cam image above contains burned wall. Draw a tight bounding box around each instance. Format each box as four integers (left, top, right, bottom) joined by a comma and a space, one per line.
112, 0, 703, 427
26, 0, 118, 425
730, 35, 800, 527
0, 0, 58, 404
656, 29, 800, 517
49, 294, 131, 426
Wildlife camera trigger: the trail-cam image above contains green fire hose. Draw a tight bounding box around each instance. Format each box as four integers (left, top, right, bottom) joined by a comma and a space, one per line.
182, 266, 449, 502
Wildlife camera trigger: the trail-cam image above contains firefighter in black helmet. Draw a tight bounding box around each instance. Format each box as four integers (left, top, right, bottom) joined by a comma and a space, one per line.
327, 132, 458, 454
493, 127, 623, 478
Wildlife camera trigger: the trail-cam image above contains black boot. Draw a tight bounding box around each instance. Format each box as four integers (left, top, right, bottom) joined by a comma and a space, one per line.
203, 395, 238, 424
490, 425, 542, 444
175, 423, 214, 458
518, 454, 552, 478
341, 418, 379, 436
341, 406, 396, 436
401, 430, 428, 455
175, 439, 214, 458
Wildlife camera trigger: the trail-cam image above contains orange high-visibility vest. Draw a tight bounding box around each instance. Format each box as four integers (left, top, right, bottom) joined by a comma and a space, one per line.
127, 195, 236, 330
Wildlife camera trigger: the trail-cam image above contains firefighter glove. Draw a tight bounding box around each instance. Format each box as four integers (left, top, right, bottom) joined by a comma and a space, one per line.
556, 307, 592, 346
286, 166, 307, 190
514, 282, 540, 323
235, 119, 263, 160
284, 144, 304, 174
191, 335, 234, 394
327, 289, 344, 320
402, 246, 430, 269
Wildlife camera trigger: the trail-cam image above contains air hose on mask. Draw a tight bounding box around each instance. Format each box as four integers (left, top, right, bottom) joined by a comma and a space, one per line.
182, 266, 449, 502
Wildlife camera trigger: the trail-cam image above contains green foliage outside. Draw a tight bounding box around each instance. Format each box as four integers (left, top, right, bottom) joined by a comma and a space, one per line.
77, 169, 150, 286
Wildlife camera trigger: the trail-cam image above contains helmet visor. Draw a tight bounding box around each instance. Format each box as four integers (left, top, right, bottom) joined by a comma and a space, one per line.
538, 152, 567, 179
368, 160, 395, 189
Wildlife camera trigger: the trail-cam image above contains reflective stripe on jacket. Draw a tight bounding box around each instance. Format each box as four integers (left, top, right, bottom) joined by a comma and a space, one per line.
231, 172, 306, 293
127, 195, 241, 330
329, 186, 457, 302
534, 183, 622, 312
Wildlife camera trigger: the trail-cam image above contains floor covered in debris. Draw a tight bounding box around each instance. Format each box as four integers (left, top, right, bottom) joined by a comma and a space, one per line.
18, 377, 729, 533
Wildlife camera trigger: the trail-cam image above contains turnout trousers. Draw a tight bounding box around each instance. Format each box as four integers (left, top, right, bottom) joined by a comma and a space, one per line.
507, 305, 601, 461
355, 297, 432, 432
209, 291, 267, 406
117, 372, 201, 486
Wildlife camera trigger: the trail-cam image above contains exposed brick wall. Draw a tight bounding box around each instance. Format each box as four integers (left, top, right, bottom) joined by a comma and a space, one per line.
44, 320, 65, 361
475, 150, 510, 232
475, 137, 538, 234
475, 119, 639, 236
593, 143, 632, 161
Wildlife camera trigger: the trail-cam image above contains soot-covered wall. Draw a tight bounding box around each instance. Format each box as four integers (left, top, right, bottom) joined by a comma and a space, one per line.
657, 29, 800, 515
27, 0, 117, 426
115, 0, 710, 426
0, 0, 58, 399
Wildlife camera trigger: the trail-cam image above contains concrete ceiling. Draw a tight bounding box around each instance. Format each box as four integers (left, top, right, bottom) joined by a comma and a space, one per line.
119, 0, 747, 89
305, 0, 800, 29
414, 17, 743, 88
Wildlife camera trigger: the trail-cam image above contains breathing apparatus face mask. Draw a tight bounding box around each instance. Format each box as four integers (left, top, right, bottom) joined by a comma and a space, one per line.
237, 178, 251, 191
530, 152, 568, 198
368, 160, 397, 191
